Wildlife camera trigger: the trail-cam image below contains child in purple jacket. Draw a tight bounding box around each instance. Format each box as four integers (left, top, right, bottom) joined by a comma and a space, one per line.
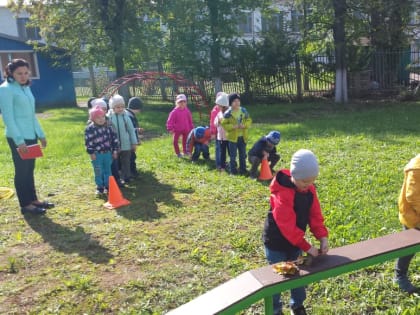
166, 94, 194, 157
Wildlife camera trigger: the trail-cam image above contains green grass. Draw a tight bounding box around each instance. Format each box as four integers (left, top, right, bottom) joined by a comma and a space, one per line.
0, 101, 419, 314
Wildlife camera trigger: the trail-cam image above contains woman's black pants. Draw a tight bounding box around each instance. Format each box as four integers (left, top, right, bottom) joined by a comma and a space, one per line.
7, 138, 38, 208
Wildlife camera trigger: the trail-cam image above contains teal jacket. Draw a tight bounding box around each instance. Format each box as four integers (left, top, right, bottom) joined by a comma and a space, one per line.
0, 80, 45, 146
107, 110, 138, 151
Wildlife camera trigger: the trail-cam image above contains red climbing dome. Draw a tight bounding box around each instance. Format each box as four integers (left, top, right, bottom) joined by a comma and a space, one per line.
99, 72, 210, 120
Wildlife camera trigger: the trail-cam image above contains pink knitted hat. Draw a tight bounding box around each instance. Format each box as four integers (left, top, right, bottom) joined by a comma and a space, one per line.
89, 105, 105, 121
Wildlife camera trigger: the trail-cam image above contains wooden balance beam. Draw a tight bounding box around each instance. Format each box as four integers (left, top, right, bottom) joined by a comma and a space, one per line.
167, 229, 420, 315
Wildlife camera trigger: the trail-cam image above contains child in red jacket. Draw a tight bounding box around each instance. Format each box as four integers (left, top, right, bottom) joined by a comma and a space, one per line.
262, 149, 329, 315
186, 126, 212, 162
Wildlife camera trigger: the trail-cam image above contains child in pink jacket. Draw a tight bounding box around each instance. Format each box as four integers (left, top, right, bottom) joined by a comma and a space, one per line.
166, 94, 194, 157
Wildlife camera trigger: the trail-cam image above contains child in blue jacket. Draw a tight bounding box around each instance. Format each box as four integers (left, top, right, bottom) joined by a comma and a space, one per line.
248, 131, 281, 179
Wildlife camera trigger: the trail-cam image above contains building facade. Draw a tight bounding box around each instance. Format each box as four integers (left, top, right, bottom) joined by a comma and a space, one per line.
0, 5, 76, 107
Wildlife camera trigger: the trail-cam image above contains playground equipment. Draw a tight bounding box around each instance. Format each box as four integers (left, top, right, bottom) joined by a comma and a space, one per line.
99, 72, 210, 121
168, 228, 420, 315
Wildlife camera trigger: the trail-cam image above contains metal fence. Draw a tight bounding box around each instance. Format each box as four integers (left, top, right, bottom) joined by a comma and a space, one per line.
74, 50, 420, 102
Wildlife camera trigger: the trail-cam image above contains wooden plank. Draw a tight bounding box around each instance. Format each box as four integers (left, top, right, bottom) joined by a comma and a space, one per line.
166, 272, 263, 315
167, 229, 420, 315
251, 229, 420, 287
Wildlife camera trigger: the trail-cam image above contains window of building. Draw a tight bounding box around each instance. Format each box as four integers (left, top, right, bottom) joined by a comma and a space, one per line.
238, 12, 254, 34
16, 18, 42, 41
261, 13, 284, 33
290, 10, 300, 33
0, 51, 40, 80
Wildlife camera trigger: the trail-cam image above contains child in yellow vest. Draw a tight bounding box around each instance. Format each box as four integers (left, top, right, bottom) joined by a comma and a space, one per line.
221, 93, 252, 175
395, 154, 420, 294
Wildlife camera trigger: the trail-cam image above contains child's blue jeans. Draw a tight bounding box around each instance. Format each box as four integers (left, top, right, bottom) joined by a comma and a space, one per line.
215, 140, 229, 169
264, 246, 306, 313
228, 136, 247, 174
192, 143, 210, 161
91, 152, 112, 188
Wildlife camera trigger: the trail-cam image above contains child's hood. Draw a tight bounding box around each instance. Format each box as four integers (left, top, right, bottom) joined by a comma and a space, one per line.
405, 154, 420, 172
224, 106, 249, 118
270, 170, 294, 194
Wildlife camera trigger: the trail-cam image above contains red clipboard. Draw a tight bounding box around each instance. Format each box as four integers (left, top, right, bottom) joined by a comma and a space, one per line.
18, 144, 43, 160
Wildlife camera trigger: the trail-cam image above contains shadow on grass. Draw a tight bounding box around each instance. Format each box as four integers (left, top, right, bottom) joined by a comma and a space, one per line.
187, 158, 217, 171
24, 215, 113, 264
117, 170, 194, 221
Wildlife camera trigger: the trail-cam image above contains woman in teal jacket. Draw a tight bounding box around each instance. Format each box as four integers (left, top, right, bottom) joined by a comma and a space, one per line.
0, 59, 53, 215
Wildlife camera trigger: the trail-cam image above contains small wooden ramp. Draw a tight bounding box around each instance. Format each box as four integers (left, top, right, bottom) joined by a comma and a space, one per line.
167, 229, 420, 315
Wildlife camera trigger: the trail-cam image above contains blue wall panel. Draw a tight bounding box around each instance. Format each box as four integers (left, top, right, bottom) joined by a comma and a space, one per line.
0, 36, 76, 107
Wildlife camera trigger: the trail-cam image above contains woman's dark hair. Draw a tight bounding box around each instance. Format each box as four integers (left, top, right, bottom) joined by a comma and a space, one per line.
5, 58, 31, 85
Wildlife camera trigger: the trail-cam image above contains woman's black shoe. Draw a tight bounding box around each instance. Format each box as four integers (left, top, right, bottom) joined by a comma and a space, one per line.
32, 201, 55, 209
21, 206, 47, 215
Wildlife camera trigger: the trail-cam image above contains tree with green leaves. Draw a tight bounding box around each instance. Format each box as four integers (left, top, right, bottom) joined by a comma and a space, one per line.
9, 0, 160, 96
158, 0, 270, 94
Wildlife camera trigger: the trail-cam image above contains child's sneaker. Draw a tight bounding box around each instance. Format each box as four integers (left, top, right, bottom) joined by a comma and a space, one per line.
394, 276, 419, 294
177, 153, 183, 158
96, 187, 104, 195
291, 306, 307, 315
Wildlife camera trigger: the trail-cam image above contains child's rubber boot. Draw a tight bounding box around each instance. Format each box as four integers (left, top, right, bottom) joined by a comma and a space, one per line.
394, 276, 419, 294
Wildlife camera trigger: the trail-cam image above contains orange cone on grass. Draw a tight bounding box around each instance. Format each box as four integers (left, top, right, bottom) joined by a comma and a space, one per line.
258, 158, 273, 181
104, 176, 131, 209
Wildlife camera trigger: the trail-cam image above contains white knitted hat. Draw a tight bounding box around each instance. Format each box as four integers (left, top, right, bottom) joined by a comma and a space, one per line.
109, 94, 125, 108
290, 149, 319, 180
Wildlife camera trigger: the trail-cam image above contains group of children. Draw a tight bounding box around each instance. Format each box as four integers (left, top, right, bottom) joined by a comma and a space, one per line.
166, 92, 418, 315
167, 92, 281, 178
85, 95, 143, 195
85, 93, 418, 315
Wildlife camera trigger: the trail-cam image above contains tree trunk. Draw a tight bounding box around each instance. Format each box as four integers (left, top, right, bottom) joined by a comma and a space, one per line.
333, 0, 348, 103
295, 55, 303, 100
88, 64, 98, 96
98, 0, 128, 99
214, 77, 222, 94
157, 61, 168, 101
302, 0, 310, 92
206, 0, 222, 95
114, 53, 125, 78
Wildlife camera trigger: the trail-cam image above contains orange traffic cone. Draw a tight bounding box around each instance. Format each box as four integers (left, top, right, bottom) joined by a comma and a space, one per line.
104, 176, 131, 209
259, 158, 273, 181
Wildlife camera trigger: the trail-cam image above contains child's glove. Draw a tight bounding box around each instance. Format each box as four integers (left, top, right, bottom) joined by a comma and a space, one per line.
319, 237, 329, 255
307, 246, 319, 257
